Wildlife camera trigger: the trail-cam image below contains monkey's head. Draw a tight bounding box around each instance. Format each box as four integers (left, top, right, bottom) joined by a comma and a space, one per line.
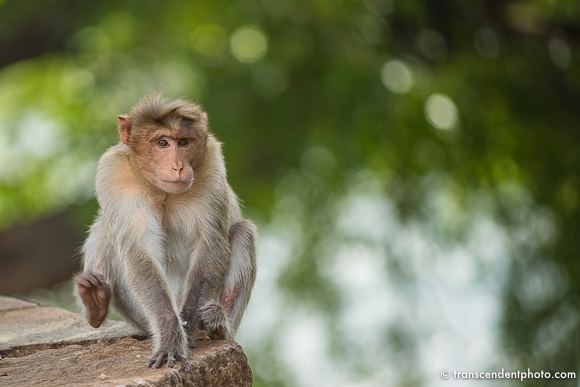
118, 92, 209, 194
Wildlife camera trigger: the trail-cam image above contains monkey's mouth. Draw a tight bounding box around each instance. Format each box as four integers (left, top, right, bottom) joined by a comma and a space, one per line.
161, 180, 191, 184
158, 179, 193, 193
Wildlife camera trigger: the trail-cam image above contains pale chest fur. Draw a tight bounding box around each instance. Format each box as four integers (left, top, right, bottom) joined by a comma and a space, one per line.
161, 197, 205, 303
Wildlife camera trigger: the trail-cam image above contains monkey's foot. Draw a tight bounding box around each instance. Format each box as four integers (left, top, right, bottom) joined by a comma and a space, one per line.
147, 352, 192, 372
199, 304, 228, 340
76, 271, 111, 328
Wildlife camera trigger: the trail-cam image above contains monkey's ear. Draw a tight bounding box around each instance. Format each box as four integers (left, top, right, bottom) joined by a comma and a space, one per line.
118, 115, 132, 145
201, 112, 208, 123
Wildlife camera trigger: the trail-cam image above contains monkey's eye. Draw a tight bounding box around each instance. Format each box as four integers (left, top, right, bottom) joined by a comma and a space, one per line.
158, 139, 169, 147
178, 139, 188, 146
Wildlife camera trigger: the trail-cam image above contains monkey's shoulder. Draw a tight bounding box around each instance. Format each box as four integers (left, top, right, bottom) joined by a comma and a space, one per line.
95, 144, 143, 201
97, 143, 130, 170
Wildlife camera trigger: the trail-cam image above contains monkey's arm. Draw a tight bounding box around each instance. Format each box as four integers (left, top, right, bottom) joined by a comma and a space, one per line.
77, 215, 112, 328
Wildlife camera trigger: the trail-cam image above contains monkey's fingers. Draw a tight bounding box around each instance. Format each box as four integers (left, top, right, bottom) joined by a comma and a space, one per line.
154, 354, 166, 369
177, 356, 192, 372
76, 277, 93, 289
87, 272, 102, 285
77, 280, 100, 308
93, 272, 106, 283
97, 282, 111, 300
77, 278, 91, 291
166, 353, 175, 368
147, 353, 166, 369
77, 272, 102, 289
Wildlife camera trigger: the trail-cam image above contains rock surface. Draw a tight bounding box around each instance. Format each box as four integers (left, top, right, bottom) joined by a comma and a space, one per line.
0, 296, 253, 386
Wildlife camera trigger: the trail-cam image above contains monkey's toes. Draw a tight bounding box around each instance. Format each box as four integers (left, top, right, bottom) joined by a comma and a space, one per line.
200, 303, 228, 339
208, 325, 226, 340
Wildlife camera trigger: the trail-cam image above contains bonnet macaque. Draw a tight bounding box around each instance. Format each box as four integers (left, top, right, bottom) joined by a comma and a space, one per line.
76, 92, 257, 371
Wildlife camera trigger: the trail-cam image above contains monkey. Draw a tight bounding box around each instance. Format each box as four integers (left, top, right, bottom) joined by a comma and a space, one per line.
75, 91, 257, 371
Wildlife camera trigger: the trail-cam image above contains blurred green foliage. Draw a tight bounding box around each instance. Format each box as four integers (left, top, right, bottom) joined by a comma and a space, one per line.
1, 0, 580, 385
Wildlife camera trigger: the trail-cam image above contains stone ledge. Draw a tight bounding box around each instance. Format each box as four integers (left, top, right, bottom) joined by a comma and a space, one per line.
0, 296, 253, 386
0, 296, 39, 312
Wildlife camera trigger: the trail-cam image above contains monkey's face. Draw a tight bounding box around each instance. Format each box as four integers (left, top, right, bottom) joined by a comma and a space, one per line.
137, 129, 205, 194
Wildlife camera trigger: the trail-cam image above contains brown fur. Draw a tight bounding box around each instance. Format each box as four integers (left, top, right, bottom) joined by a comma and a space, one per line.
76, 92, 257, 371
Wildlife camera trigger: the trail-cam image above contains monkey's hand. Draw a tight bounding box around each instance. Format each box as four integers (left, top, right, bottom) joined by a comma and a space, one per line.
147, 352, 192, 372
147, 315, 192, 371
199, 303, 230, 340
76, 271, 111, 328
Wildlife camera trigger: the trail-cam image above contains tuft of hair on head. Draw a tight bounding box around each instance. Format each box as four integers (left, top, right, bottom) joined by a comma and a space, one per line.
129, 90, 206, 128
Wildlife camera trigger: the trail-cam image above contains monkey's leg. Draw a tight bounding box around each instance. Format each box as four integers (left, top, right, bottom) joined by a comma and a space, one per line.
77, 271, 111, 328
201, 220, 257, 340
180, 239, 232, 344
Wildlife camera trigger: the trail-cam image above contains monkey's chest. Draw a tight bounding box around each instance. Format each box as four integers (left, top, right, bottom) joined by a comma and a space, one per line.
160, 205, 204, 299
163, 229, 201, 300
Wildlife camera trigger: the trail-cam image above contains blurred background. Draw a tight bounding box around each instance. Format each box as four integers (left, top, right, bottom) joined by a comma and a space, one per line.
0, 0, 579, 385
